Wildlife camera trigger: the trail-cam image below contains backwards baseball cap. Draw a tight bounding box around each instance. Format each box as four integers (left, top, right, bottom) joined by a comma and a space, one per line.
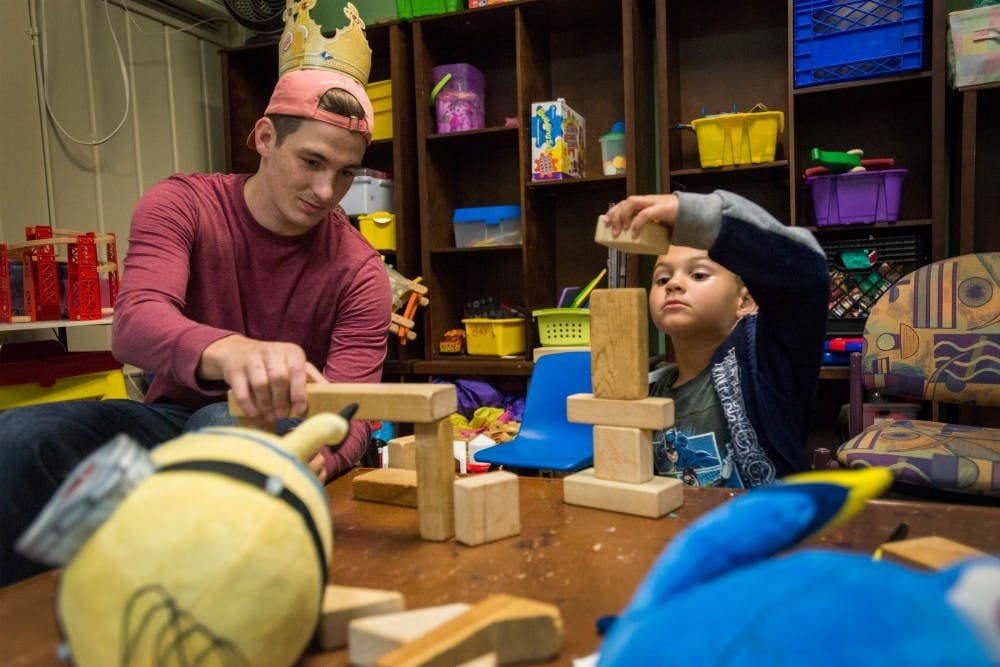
246, 69, 374, 149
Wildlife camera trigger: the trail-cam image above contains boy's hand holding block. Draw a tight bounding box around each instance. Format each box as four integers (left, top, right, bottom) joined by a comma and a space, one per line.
594, 214, 670, 255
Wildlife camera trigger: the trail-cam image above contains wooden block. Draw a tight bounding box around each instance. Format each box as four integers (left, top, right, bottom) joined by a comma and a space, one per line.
415, 418, 455, 541
594, 215, 671, 255
349, 604, 471, 667
453, 471, 521, 546
879, 536, 986, 570
532, 345, 590, 362
353, 468, 418, 507
318, 585, 405, 650
387, 434, 417, 470
593, 425, 653, 484
589, 289, 649, 400
228, 383, 457, 423
567, 393, 674, 430
563, 468, 683, 518
375, 594, 562, 667
457, 654, 497, 667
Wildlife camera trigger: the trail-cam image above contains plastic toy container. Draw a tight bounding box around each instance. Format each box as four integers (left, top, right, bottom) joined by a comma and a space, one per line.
690, 111, 783, 168
432, 63, 485, 134
365, 80, 393, 141
533, 308, 590, 346
357, 212, 396, 251
396, 0, 460, 19
805, 169, 908, 226
452, 205, 522, 248
599, 131, 626, 175
462, 318, 525, 356
793, 0, 924, 88
341, 171, 394, 217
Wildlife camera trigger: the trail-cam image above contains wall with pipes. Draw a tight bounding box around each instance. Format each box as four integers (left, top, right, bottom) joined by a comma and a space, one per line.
0, 0, 237, 349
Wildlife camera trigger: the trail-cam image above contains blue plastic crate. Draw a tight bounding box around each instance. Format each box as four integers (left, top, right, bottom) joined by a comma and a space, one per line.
794, 0, 924, 88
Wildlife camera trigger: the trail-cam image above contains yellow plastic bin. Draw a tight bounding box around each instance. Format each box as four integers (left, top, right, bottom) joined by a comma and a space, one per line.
691, 110, 783, 168
358, 211, 397, 251
462, 318, 525, 356
366, 79, 393, 141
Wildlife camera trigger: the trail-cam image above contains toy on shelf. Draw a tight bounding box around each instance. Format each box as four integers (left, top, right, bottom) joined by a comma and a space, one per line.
438, 328, 465, 354
0, 226, 120, 324
386, 266, 428, 345
804, 147, 897, 177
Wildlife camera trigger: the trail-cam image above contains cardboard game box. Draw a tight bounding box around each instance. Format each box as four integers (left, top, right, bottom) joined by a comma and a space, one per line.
530, 98, 585, 180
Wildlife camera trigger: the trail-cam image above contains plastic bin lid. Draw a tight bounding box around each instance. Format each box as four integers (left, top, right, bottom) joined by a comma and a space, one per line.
453, 204, 522, 224
599, 131, 625, 142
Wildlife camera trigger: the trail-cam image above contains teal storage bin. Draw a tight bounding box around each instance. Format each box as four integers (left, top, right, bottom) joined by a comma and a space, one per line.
396, 0, 460, 19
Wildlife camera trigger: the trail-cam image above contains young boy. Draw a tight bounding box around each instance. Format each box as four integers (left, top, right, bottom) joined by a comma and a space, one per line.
603, 190, 829, 488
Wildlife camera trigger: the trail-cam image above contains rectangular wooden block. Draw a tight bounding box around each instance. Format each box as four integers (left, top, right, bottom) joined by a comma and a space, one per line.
879, 536, 986, 570
589, 289, 650, 400
453, 471, 521, 546
593, 425, 653, 484
387, 434, 417, 470
349, 604, 471, 667
567, 393, 674, 430
563, 468, 683, 518
228, 383, 457, 423
318, 585, 405, 650
594, 215, 671, 255
415, 418, 455, 541
375, 594, 562, 667
353, 468, 418, 507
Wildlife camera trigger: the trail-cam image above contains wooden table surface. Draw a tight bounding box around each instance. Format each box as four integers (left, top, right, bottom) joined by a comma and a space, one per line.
3, 470, 999, 666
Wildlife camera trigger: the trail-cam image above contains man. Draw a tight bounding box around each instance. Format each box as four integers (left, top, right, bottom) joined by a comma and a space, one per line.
0, 67, 392, 586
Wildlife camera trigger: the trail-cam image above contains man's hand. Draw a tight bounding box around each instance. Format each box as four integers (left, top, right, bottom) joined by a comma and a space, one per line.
308, 451, 330, 484
198, 335, 326, 422
603, 194, 680, 238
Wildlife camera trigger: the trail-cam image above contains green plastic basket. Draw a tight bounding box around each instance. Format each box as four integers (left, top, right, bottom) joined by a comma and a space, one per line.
533, 308, 590, 346
396, 0, 460, 19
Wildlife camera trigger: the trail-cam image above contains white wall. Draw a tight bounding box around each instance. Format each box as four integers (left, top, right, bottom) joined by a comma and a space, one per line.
0, 0, 238, 349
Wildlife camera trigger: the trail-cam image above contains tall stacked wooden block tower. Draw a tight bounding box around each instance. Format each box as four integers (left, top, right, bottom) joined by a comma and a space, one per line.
560, 218, 683, 517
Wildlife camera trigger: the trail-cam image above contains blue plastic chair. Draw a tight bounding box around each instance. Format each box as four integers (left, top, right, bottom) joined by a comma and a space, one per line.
474, 350, 594, 472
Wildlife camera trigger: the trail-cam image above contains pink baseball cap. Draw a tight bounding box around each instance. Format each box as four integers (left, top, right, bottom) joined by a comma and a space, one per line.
246, 69, 374, 149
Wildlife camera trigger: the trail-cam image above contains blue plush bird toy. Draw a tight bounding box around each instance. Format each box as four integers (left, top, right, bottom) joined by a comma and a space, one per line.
597, 469, 1000, 666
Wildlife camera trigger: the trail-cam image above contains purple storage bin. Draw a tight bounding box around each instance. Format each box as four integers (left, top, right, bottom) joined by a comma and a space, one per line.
432, 63, 485, 133
806, 169, 908, 226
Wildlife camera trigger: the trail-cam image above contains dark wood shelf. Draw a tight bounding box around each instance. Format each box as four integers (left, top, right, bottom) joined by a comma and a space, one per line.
429, 244, 522, 255
806, 218, 933, 233
525, 174, 627, 191
425, 126, 519, 142
820, 366, 850, 380
413, 357, 534, 377
669, 160, 788, 178
791, 69, 932, 97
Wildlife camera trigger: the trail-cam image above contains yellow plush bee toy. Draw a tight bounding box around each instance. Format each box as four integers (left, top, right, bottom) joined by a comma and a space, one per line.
18, 411, 352, 667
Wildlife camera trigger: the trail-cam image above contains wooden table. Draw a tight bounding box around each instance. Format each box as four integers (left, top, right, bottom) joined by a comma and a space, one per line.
3, 470, 999, 666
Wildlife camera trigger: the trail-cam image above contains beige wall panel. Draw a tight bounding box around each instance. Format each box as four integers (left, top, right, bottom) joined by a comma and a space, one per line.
90, 3, 140, 246
0, 1, 50, 243
203, 42, 225, 173
169, 29, 210, 173
42, 1, 99, 233
130, 16, 177, 194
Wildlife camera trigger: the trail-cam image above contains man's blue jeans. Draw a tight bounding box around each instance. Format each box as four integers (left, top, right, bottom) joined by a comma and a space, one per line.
0, 399, 240, 586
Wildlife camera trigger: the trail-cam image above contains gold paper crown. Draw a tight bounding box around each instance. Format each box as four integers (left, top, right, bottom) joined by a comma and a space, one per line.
278, 1, 372, 84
